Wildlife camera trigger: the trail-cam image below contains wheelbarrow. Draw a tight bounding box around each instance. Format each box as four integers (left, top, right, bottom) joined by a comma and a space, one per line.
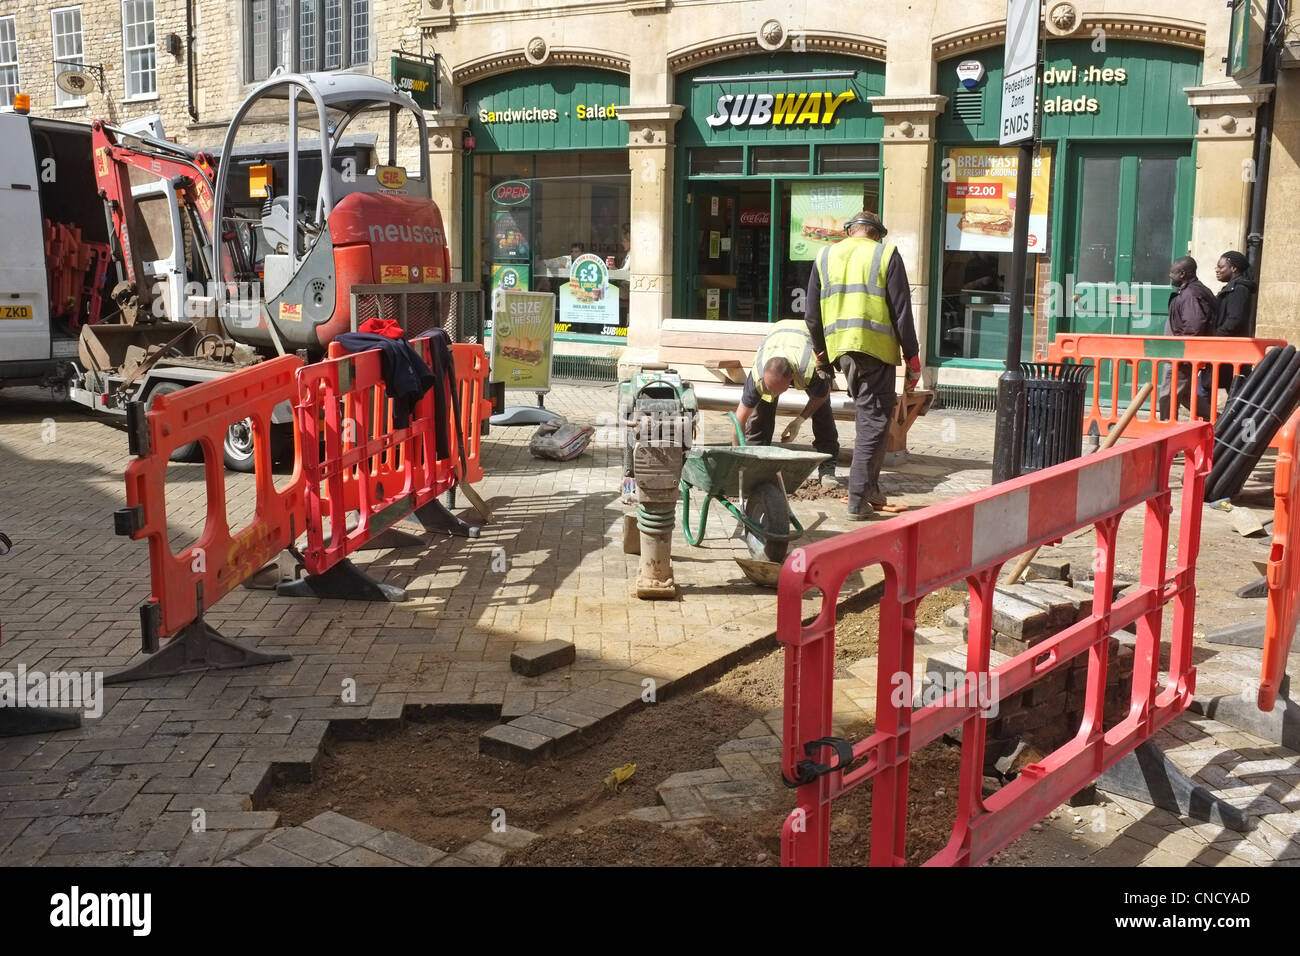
680, 440, 830, 563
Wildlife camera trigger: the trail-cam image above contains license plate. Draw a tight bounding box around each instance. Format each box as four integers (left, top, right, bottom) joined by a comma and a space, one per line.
0, 305, 33, 320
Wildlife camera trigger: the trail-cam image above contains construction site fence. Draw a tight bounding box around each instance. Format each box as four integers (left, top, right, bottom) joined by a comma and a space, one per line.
1260, 407, 1300, 711
1046, 333, 1286, 448
116, 338, 489, 665
778, 421, 1212, 866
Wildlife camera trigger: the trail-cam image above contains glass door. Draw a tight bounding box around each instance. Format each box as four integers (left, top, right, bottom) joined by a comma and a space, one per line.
686, 183, 740, 319
1063, 145, 1193, 402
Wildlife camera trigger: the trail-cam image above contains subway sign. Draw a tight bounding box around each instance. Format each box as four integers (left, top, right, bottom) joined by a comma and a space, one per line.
705, 90, 857, 129
391, 56, 437, 110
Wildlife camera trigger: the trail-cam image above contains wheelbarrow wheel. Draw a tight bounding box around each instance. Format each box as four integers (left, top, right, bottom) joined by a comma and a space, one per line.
743, 479, 791, 563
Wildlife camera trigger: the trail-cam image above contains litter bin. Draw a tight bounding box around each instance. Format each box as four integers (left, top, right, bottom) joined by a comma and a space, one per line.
1020, 362, 1092, 473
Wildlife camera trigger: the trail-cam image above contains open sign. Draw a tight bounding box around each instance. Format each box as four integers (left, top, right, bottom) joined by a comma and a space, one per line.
492, 180, 532, 205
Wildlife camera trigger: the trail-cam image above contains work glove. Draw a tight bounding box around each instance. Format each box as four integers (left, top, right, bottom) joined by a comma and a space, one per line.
904, 355, 922, 393
781, 415, 806, 443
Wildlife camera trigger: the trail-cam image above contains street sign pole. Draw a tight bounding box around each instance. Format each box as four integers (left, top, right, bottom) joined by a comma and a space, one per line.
992, 0, 1042, 484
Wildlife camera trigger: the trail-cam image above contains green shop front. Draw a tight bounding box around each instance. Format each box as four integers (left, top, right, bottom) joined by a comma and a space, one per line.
931, 39, 1202, 373
464, 68, 631, 343
673, 53, 885, 325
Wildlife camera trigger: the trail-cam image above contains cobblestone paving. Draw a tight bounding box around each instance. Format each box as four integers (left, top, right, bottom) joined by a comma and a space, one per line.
3, 381, 1293, 866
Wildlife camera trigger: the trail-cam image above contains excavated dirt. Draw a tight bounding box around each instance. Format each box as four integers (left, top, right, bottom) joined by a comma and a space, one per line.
268, 586, 967, 866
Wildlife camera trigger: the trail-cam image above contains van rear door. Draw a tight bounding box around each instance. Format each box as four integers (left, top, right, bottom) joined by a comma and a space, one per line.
0, 114, 52, 363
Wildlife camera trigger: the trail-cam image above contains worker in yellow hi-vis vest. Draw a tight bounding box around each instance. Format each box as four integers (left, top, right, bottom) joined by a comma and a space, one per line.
805, 211, 921, 521
732, 319, 840, 487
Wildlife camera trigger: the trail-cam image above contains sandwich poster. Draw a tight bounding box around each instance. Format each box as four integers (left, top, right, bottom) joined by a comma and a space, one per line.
944, 146, 1053, 253
788, 182, 861, 261
490, 289, 555, 390
559, 254, 619, 332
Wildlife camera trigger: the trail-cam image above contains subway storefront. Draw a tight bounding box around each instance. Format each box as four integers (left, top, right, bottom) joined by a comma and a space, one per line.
464, 68, 631, 342
932, 39, 1201, 370
673, 53, 885, 324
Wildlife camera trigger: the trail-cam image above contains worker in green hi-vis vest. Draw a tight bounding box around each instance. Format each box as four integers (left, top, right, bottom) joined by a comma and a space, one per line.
805, 210, 922, 521
732, 319, 840, 488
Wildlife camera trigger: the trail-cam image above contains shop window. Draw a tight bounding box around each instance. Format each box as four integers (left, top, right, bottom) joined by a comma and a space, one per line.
689, 147, 743, 176
934, 146, 1053, 362
473, 151, 631, 339
751, 146, 809, 175
817, 144, 880, 174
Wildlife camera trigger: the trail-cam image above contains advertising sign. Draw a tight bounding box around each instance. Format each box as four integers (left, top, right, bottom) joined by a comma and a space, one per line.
788, 181, 861, 261
391, 56, 438, 111
558, 254, 618, 332
492, 208, 531, 262
944, 146, 1052, 253
490, 290, 555, 390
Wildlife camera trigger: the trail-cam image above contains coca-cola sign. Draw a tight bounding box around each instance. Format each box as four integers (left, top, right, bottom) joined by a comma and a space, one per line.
739, 209, 771, 226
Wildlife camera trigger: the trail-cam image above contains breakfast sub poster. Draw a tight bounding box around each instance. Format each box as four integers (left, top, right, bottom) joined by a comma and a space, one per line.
944, 146, 1053, 253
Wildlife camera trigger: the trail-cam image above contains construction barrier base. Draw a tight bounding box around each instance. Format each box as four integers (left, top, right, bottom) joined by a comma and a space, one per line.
1096, 741, 1249, 832
0, 706, 83, 737
105, 617, 292, 685
275, 558, 407, 602
413, 499, 482, 539
1191, 683, 1299, 751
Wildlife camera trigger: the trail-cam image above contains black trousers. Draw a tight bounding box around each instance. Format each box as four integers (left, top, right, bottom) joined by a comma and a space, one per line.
836, 352, 897, 512
740, 374, 839, 463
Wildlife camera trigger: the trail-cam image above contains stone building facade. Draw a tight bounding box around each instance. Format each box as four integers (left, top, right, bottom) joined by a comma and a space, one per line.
4, 1, 1292, 389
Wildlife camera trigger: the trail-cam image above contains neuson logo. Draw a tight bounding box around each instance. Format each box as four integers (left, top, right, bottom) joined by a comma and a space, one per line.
50, 887, 151, 936
367, 223, 444, 245
705, 90, 857, 129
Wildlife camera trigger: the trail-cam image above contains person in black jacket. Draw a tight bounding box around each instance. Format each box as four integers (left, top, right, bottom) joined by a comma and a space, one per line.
1196, 250, 1256, 417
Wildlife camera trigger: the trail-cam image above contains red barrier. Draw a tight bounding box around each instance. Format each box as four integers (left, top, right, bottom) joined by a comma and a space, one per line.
1046, 334, 1285, 447
1260, 408, 1300, 711
298, 337, 488, 574
778, 422, 1212, 866
454, 343, 490, 486
118, 355, 306, 649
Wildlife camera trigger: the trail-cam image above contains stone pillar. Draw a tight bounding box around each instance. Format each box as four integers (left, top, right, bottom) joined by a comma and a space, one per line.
617, 104, 684, 367
868, 95, 948, 381
1184, 85, 1273, 277
426, 112, 470, 280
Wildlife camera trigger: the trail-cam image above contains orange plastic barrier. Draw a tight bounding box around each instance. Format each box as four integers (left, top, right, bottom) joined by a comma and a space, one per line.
1259, 407, 1300, 711
115, 355, 305, 676
1046, 333, 1285, 446
778, 422, 1212, 866
454, 343, 489, 485
298, 336, 489, 574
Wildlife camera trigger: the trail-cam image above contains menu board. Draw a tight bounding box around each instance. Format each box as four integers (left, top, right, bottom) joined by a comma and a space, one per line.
490, 289, 555, 391
944, 146, 1053, 253
788, 182, 861, 261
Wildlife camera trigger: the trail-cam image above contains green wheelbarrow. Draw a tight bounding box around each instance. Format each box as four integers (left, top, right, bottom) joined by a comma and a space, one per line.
680, 419, 830, 563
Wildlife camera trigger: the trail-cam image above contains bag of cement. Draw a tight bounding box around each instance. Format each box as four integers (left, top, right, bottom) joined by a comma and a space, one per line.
529, 419, 595, 461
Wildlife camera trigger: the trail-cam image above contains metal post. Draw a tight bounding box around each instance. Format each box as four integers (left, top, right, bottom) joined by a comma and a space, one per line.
1245, 0, 1283, 336
992, 141, 1035, 483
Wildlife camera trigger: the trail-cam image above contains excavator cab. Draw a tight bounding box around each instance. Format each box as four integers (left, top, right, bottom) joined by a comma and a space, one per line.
211, 71, 450, 357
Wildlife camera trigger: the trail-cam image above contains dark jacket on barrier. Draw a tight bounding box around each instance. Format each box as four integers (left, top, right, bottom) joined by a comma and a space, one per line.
333, 332, 438, 433
1215, 276, 1256, 337
1165, 278, 1216, 336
